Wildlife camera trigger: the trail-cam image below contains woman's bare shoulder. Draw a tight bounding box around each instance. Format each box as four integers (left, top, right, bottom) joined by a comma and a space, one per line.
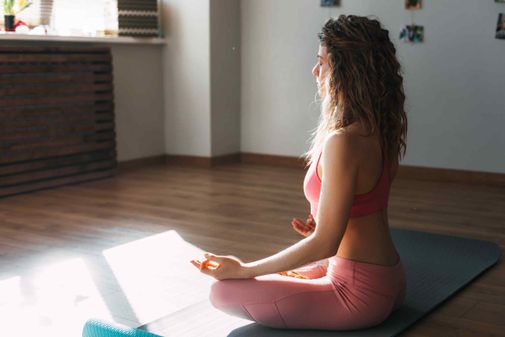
322, 131, 361, 167
324, 127, 364, 150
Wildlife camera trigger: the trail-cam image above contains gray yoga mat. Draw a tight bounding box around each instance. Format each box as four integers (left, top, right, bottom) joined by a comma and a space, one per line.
223, 228, 501, 337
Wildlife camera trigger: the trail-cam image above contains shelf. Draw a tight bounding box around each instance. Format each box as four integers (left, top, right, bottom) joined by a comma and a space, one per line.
0, 32, 167, 45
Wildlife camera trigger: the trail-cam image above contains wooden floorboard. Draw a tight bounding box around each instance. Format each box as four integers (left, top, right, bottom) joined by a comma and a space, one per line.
0, 161, 503, 336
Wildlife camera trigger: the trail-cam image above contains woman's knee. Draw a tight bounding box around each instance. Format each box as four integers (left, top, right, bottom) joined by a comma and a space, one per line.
209, 280, 227, 307
209, 280, 255, 321
209, 279, 248, 307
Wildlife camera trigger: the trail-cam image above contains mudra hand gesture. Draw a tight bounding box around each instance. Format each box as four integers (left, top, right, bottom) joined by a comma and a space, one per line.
291, 214, 316, 237
191, 214, 317, 280
190, 253, 249, 280
276, 214, 317, 279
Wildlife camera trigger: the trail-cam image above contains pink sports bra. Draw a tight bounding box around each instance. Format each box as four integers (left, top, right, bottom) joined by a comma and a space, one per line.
303, 149, 392, 219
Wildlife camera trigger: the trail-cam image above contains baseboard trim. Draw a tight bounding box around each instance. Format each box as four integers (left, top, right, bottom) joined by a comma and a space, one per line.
212, 153, 242, 166
240, 152, 308, 169
165, 154, 211, 167
397, 164, 505, 187
121, 153, 505, 187
165, 153, 241, 167
118, 155, 166, 171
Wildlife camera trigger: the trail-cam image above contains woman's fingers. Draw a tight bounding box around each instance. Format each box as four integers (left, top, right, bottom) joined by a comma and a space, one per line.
204, 253, 223, 263
292, 217, 304, 227
297, 219, 315, 230
191, 259, 211, 273
292, 217, 313, 228
291, 217, 316, 238
279, 270, 310, 279
291, 225, 313, 237
291, 220, 308, 233
291, 218, 304, 230
293, 215, 314, 225
203, 254, 223, 269
191, 258, 220, 271
292, 218, 314, 232
289, 271, 310, 279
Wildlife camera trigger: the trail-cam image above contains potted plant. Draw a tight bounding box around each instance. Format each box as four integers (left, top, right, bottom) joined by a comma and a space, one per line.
3, 0, 32, 32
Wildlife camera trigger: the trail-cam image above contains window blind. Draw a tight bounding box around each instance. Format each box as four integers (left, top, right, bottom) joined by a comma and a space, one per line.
117, 0, 160, 37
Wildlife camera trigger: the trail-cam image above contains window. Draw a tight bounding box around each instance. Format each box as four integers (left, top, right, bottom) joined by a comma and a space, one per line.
1, 0, 160, 38
51, 0, 117, 37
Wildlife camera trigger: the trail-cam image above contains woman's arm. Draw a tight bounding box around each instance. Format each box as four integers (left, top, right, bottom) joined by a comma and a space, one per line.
244, 132, 359, 279
243, 235, 334, 278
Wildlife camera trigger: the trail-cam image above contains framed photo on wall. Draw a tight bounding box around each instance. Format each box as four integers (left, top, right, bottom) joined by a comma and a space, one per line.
496, 13, 505, 39
405, 0, 422, 10
399, 24, 424, 43
320, 0, 341, 7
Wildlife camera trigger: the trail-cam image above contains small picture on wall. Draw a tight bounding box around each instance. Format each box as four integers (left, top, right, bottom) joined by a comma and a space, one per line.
496, 13, 505, 40
405, 0, 422, 10
320, 0, 341, 7
399, 25, 424, 43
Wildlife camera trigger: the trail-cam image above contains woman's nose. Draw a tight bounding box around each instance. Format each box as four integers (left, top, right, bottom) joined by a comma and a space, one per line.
312, 64, 318, 77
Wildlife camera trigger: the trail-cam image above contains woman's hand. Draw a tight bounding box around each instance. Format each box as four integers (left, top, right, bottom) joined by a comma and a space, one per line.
190, 252, 250, 280
291, 214, 316, 237
277, 270, 310, 279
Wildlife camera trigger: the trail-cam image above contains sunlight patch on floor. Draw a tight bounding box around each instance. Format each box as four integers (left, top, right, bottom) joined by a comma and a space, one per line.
0, 259, 113, 337
101, 230, 216, 323
0, 230, 226, 337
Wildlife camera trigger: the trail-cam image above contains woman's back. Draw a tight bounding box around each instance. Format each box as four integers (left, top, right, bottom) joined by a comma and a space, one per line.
316, 122, 400, 266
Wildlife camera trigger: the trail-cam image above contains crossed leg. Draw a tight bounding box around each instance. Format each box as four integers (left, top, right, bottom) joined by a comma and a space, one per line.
208, 257, 399, 330
209, 273, 348, 329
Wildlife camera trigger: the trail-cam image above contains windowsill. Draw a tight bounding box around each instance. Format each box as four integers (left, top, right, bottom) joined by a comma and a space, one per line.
0, 32, 167, 45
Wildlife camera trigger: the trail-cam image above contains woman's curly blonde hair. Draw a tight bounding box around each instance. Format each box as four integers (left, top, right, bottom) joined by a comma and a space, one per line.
303, 15, 408, 168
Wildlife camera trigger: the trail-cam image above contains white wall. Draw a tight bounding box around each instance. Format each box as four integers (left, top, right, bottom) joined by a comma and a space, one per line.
161, 0, 212, 157
241, 0, 505, 174
210, 0, 241, 156
111, 45, 165, 162
161, 0, 241, 158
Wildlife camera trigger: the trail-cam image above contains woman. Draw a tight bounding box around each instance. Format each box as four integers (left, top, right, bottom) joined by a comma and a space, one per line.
190, 14, 408, 331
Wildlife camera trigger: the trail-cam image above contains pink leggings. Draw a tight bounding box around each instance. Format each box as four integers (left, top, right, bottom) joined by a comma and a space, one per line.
209, 254, 406, 330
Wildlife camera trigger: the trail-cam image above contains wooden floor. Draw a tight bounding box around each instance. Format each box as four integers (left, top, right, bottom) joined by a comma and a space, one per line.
0, 162, 503, 336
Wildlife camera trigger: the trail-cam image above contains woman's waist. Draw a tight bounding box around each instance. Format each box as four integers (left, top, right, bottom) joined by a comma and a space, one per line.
328, 251, 403, 273
336, 220, 398, 265
334, 247, 400, 267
